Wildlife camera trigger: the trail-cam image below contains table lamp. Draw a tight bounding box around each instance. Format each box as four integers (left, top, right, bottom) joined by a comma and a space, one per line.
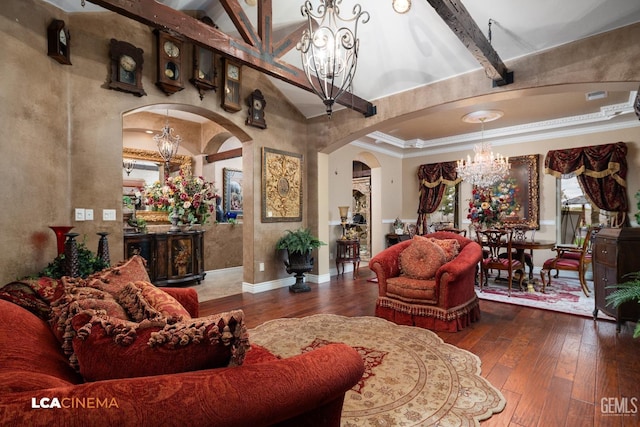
338, 206, 350, 240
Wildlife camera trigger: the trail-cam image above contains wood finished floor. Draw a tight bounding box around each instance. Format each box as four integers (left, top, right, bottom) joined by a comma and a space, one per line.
199, 268, 640, 427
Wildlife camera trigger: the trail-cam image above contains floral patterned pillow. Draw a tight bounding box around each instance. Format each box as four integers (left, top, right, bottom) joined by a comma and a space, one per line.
399, 237, 446, 280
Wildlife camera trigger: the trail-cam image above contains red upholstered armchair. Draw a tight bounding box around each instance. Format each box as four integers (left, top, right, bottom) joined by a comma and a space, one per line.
369, 231, 482, 332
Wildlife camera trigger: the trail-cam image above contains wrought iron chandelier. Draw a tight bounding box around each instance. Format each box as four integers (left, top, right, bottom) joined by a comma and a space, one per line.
297, 0, 369, 117
153, 111, 182, 180
122, 158, 136, 176
456, 110, 510, 188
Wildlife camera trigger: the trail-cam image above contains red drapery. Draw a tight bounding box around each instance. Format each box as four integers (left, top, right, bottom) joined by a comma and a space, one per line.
544, 141, 629, 226
416, 161, 461, 234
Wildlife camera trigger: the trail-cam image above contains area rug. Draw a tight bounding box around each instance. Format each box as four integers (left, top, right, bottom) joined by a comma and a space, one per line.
249, 314, 505, 426
476, 270, 615, 320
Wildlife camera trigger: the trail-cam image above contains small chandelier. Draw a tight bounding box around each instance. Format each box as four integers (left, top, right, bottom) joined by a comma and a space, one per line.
297, 0, 369, 117
122, 158, 136, 176
153, 111, 181, 180
456, 110, 510, 188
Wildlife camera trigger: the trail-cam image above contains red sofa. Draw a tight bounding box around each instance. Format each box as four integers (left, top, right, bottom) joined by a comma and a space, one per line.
369, 231, 482, 332
0, 285, 364, 426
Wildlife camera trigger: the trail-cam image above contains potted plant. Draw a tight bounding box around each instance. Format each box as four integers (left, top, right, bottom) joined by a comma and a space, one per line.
606, 271, 640, 338
276, 228, 326, 293
393, 217, 405, 235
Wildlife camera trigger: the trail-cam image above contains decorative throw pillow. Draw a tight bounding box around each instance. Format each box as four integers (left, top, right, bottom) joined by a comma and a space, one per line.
428, 237, 461, 262
70, 309, 249, 381
117, 280, 191, 323
0, 276, 66, 320
86, 255, 150, 295
399, 237, 446, 279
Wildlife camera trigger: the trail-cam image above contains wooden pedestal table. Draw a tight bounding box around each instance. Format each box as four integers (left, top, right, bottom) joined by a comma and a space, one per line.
336, 239, 360, 278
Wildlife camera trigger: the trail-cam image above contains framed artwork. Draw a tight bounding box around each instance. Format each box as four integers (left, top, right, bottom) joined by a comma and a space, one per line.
498, 154, 540, 229
261, 147, 303, 222
223, 168, 243, 217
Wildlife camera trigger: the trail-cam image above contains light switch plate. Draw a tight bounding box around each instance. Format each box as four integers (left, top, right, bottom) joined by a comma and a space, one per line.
85, 209, 94, 220
102, 209, 116, 221
75, 208, 85, 221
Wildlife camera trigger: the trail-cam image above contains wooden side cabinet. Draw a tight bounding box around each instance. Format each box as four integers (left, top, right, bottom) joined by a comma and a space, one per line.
592, 227, 640, 332
124, 231, 205, 286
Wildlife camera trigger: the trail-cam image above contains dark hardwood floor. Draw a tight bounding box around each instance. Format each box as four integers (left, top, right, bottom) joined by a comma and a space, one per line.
199, 268, 640, 427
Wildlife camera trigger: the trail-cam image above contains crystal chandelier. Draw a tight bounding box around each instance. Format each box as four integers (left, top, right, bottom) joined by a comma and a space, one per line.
456, 110, 510, 188
153, 111, 181, 180
122, 158, 136, 176
297, 0, 369, 117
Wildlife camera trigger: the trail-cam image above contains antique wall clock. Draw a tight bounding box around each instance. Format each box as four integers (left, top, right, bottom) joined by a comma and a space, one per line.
47, 19, 71, 65
155, 30, 184, 95
108, 39, 146, 97
190, 16, 217, 100
221, 57, 242, 112
246, 89, 267, 129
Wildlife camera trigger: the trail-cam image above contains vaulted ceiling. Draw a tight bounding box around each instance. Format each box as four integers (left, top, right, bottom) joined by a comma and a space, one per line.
44, 0, 640, 156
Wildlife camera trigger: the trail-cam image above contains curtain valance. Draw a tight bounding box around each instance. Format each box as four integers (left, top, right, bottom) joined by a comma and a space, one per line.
544, 141, 628, 226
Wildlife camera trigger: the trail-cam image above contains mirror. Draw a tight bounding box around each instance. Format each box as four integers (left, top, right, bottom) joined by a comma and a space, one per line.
123, 147, 193, 222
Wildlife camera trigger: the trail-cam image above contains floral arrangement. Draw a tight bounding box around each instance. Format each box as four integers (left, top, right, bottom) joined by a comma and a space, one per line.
142, 181, 171, 211
467, 179, 520, 227
146, 166, 218, 225
166, 166, 218, 225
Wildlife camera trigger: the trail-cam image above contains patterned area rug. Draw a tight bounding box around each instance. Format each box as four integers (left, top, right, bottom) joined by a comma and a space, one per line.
476, 270, 615, 320
249, 314, 505, 426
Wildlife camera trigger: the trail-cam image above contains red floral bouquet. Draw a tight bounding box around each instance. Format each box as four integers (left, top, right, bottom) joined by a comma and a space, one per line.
165, 166, 218, 225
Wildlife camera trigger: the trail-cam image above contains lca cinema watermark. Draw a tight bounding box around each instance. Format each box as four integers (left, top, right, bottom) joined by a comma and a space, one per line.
601, 396, 638, 416
31, 397, 119, 409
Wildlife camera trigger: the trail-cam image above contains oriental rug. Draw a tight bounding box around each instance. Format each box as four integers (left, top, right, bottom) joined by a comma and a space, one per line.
249, 314, 505, 427
475, 270, 615, 320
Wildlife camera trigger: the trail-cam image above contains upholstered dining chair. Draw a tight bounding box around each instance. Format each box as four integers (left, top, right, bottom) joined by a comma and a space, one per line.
476, 228, 525, 296
500, 224, 535, 279
540, 225, 602, 296
441, 227, 467, 237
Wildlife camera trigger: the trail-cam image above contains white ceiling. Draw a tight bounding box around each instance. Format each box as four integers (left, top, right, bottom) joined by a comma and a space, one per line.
44, 0, 640, 155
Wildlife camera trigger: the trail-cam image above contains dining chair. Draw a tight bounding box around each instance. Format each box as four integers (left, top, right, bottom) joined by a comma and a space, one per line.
441, 227, 467, 237
540, 225, 602, 296
476, 228, 525, 296
500, 224, 535, 279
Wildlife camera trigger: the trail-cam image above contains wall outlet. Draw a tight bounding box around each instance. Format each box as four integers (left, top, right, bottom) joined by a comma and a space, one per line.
259, 262, 265, 272
75, 208, 85, 221
103, 209, 117, 221
85, 209, 94, 220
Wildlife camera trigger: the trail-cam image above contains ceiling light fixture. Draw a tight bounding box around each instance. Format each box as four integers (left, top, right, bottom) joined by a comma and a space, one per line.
392, 0, 411, 14
122, 158, 136, 176
456, 110, 510, 188
297, 0, 369, 117
153, 111, 182, 180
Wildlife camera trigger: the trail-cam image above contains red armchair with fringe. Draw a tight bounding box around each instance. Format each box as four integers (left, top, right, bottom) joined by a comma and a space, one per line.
369, 231, 482, 332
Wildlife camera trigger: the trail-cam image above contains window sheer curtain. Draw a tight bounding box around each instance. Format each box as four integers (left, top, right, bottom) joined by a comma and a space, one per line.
416, 161, 461, 234
544, 141, 629, 227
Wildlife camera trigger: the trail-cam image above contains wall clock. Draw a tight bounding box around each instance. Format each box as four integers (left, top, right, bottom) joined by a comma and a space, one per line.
190, 16, 218, 100
246, 89, 267, 129
108, 39, 146, 97
221, 57, 242, 112
155, 30, 184, 95
47, 19, 71, 65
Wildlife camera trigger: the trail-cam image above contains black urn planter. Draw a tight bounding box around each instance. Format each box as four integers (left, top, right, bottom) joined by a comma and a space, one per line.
285, 250, 314, 293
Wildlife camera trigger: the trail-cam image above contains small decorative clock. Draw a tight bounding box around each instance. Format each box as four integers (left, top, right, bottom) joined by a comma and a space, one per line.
155, 30, 184, 95
190, 16, 218, 100
221, 57, 242, 112
47, 19, 71, 65
246, 89, 267, 129
108, 39, 146, 97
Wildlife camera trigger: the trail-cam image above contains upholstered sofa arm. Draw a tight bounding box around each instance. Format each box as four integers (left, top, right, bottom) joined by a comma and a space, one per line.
161, 287, 199, 318
0, 343, 364, 427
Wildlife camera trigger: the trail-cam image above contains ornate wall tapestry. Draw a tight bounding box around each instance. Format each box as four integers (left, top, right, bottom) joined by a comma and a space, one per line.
261, 147, 303, 222
223, 168, 243, 217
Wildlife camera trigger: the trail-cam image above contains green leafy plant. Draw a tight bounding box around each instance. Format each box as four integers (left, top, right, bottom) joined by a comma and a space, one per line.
606, 271, 640, 338
38, 238, 109, 279
276, 228, 326, 255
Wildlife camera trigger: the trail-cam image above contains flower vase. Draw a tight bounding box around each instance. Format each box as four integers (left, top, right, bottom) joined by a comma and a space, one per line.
169, 210, 181, 232
49, 226, 74, 255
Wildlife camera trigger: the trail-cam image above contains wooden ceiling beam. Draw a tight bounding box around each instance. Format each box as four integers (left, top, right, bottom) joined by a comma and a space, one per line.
426, 0, 513, 86
86, 0, 375, 116
206, 148, 242, 163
